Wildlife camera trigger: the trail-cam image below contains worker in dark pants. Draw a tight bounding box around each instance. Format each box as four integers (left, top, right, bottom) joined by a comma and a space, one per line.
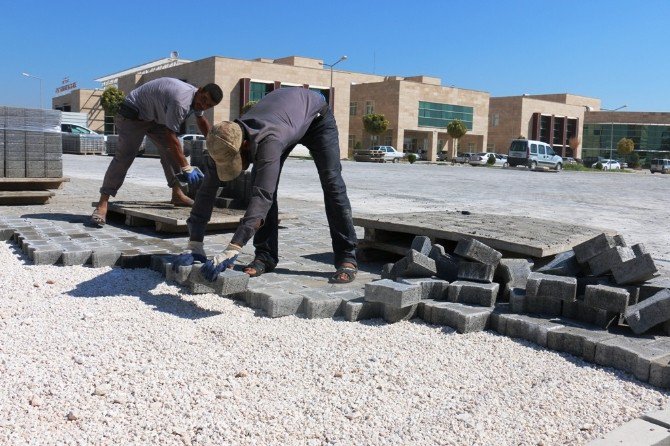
91, 77, 222, 226
172, 87, 358, 283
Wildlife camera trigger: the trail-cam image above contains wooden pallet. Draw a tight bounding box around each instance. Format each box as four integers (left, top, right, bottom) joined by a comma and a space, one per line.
0, 177, 69, 205
354, 211, 617, 259
105, 201, 246, 233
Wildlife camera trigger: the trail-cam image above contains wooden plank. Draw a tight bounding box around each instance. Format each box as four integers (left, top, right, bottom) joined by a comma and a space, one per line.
106, 201, 245, 233
0, 177, 70, 191
353, 211, 617, 258
0, 190, 54, 205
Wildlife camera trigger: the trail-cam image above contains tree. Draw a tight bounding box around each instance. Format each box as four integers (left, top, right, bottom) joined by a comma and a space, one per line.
241, 100, 257, 115
100, 86, 125, 116
568, 136, 580, 157
362, 113, 389, 145
447, 119, 468, 158
617, 137, 635, 156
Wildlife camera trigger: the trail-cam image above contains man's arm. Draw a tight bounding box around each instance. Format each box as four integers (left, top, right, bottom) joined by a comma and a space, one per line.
166, 130, 189, 169
195, 115, 211, 137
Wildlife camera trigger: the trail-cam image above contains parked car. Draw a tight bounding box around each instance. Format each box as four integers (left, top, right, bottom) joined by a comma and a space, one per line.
469, 152, 496, 166
562, 157, 577, 164
61, 123, 106, 142
507, 139, 563, 171
179, 133, 205, 157
369, 145, 405, 163
650, 158, 670, 174
453, 152, 476, 164
596, 159, 621, 170
494, 154, 508, 167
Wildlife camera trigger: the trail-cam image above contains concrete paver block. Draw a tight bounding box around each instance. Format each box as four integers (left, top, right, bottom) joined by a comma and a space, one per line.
546, 326, 617, 362
61, 247, 92, 266
584, 284, 630, 313
500, 313, 566, 347
398, 277, 449, 300
593, 336, 656, 376
448, 280, 499, 307
640, 275, 670, 302
509, 287, 526, 313
536, 251, 583, 277
454, 238, 502, 265
457, 261, 495, 283
188, 266, 249, 296
562, 299, 619, 329
410, 235, 432, 256
573, 233, 616, 264
32, 246, 63, 265
91, 249, 122, 268
150, 255, 177, 275
343, 298, 383, 322
649, 355, 670, 389
525, 294, 563, 317
364, 279, 422, 309
424, 301, 492, 333
526, 272, 577, 302
587, 418, 670, 446
612, 253, 658, 285
391, 249, 437, 278
302, 290, 346, 319
383, 304, 418, 323
588, 246, 636, 277
381, 263, 394, 279
265, 294, 304, 318
625, 289, 670, 334
632, 243, 647, 256
497, 258, 533, 299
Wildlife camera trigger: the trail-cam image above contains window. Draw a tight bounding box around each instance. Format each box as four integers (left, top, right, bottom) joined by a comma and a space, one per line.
365, 101, 374, 115
418, 101, 474, 130
538, 146, 546, 155
250, 82, 273, 102
492, 113, 500, 127
530, 144, 538, 154
348, 135, 355, 149
350, 102, 358, 116
546, 146, 555, 156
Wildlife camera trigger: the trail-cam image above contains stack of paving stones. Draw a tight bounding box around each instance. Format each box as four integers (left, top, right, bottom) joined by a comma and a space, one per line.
105, 135, 118, 156
61, 134, 105, 155
0, 106, 62, 178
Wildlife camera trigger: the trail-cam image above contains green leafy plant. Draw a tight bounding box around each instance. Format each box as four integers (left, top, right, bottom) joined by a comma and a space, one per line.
594, 161, 603, 170
617, 137, 635, 156
407, 153, 417, 164
487, 154, 496, 165
354, 141, 362, 151
628, 151, 640, 169
100, 86, 125, 116
241, 100, 258, 115
447, 120, 468, 156
362, 113, 389, 137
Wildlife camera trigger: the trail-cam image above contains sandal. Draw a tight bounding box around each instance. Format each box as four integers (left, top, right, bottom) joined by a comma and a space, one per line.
330, 264, 358, 284
90, 209, 106, 227
243, 259, 274, 278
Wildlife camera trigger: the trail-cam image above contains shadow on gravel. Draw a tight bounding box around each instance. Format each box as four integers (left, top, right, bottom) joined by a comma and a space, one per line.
66, 269, 222, 320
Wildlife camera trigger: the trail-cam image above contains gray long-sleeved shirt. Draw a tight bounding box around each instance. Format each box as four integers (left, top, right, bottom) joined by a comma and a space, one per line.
230, 88, 327, 247
125, 77, 197, 133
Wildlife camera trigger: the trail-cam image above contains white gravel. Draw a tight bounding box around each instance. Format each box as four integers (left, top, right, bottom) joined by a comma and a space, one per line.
1, 242, 668, 445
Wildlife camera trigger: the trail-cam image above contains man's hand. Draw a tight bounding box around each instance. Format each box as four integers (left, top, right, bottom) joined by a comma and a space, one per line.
201, 243, 241, 281
172, 241, 207, 272
181, 165, 204, 186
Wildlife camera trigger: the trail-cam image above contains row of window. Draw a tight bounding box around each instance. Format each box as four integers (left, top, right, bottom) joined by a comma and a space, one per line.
249, 81, 330, 103
583, 123, 670, 151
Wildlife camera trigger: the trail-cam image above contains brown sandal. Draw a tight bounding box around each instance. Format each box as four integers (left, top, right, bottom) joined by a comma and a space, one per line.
243, 259, 274, 277
90, 209, 106, 227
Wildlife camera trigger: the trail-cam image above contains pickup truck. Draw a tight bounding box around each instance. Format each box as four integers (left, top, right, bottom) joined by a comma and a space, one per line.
354, 146, 405, 163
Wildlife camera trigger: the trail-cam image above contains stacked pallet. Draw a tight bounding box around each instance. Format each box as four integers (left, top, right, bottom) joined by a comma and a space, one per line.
0, 106, 67, 204
61, 133, 105, 155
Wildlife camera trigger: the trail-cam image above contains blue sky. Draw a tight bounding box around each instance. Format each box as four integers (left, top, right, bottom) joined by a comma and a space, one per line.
1, 0, 668, 111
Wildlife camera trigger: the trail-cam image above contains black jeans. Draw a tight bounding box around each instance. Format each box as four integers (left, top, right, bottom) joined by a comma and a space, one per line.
253, 111, 358, 270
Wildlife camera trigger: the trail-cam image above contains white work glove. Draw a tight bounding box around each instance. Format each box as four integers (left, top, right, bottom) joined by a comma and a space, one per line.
201, 243, 241, 281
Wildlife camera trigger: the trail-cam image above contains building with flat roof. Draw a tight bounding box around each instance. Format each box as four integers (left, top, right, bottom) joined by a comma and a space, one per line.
488, 94, 601, 159
52, 53, 491, 159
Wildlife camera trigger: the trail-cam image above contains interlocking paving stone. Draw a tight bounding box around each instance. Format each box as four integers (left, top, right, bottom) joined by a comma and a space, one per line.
343, 298, 383, 322
588, 246, 636, 276
448, 280, 499, 307
584, 284, 630, 313
612, 253, 658, 285
496, 258, 533, 299
421, 301, 493, 333
573, 233, 616, 264
397, 277, 450, 300
454, 238, 502, 265
625, 289, 670, 334
456, 261, 495, 283
410, 235, 432, 256
364, 279, 421, 309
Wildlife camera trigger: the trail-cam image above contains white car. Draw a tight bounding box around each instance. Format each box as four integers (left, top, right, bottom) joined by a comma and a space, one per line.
369, 145, 405, 163
494, 154, 508, 167
598, 159, 621, 170
61, 123, 107, 142
469, 152, 496, 166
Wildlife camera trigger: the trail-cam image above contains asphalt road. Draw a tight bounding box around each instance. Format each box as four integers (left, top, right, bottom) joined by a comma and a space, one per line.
62, 155, 670, 273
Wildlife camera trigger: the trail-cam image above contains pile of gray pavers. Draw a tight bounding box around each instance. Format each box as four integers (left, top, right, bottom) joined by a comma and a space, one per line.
61, 133, 105, 155
156, 231, 670, 390
0, 106, 63, 178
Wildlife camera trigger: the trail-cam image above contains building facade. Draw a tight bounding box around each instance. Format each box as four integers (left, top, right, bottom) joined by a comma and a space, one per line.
350, 76, 489, 161
488, 94, 601, 159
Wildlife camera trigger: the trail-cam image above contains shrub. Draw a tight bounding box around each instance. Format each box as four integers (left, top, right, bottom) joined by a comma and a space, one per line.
487, 154, 496, 165
100, 86, 125, 116
594, 162, 603, 170
407, 153, 417, 164
628, 152, 640, 169
354, 141, 362, 151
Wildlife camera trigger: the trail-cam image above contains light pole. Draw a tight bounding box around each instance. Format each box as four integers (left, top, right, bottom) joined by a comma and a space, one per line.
322, 55, 347, 104
22, 72, 43, 109
602, 105, 627, 168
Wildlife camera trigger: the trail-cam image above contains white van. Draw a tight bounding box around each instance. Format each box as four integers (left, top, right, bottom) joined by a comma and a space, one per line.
507, 139, 563, 171
650, 158, 670, 174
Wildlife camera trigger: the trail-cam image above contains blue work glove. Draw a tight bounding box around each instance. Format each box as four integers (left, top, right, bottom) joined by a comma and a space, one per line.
172, 241, 207, 272
201, 243, 241, 281
181, 165, 204, 186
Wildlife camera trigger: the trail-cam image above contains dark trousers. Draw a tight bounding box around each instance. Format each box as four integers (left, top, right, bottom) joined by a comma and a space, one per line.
253, 111, 358, 269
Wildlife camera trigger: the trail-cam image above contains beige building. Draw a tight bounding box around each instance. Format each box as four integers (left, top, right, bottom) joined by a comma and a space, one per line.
488, 94, 601, 159
53, 54, 491, 160
350, 76, 489, 161
52, 89, 105, 132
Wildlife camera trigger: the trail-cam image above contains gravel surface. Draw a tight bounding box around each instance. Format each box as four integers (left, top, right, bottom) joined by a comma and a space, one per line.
1, 155, 669, 445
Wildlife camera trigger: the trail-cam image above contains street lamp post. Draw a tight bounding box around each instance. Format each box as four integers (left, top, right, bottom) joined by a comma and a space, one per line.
602, 105, 627, 168
22, 72, 43, 109
322, 55, 347, 105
